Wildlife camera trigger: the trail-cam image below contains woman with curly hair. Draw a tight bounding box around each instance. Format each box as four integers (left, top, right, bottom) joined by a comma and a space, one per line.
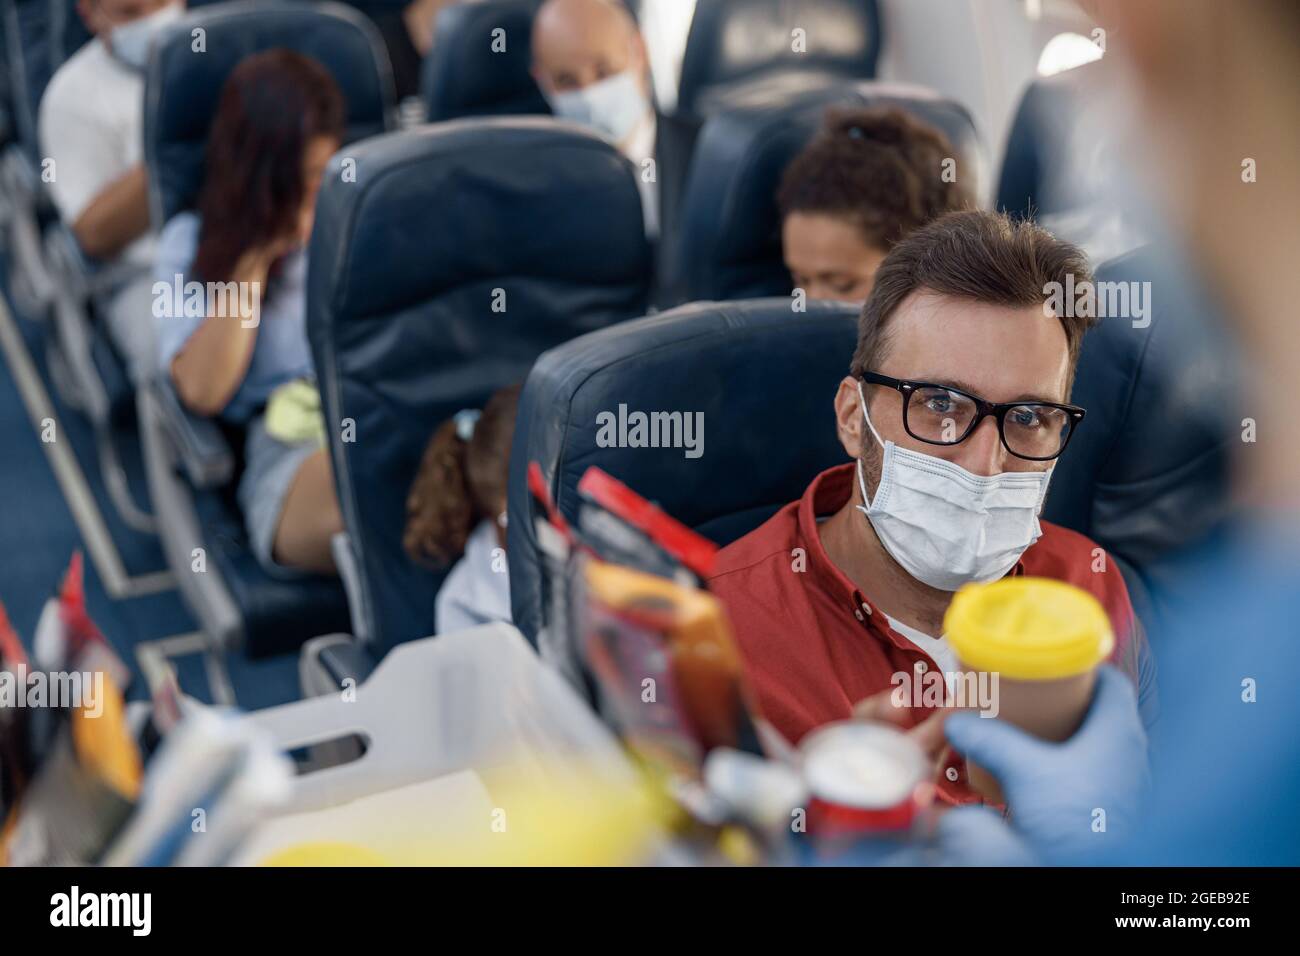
778, 106, 973, 302
404, 384, 522, 634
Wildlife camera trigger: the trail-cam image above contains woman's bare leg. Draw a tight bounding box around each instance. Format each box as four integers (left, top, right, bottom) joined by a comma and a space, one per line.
272, 448, 344, 574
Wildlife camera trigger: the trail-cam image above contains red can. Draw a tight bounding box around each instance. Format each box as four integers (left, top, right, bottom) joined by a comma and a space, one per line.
799, 722, 933, 838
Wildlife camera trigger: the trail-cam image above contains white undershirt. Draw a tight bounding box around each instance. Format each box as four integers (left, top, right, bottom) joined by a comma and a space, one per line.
884, 614, 961, 693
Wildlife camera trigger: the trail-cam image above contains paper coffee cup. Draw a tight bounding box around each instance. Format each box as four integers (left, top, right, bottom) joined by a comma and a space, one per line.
943, 577, 1115, 805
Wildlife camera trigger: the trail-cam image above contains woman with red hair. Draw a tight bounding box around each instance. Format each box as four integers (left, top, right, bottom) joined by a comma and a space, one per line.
154, 50, 345, 576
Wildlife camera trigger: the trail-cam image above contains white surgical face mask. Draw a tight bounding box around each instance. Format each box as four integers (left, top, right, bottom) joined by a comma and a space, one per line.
545, 69, 649, 146
854, 382, 1053, 592
109, 2, 182, 71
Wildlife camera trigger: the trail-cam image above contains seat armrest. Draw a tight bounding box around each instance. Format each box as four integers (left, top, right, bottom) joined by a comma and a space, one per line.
43, 221, 94, 300
330, 532, 371, 647
318, 639, 378, 689
299, 634, 378, 697
151, 378, 235, 489
44, 219, 147, 300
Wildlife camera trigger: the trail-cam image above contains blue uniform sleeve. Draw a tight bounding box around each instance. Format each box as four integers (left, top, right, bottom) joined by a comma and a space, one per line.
1134, 617, 1159, 734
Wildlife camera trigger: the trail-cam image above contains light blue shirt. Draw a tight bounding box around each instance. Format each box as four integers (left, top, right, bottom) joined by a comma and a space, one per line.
153, 212, 314, 424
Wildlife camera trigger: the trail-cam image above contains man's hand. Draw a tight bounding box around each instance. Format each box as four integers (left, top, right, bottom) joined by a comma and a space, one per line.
943, 665, 1150, 863
852, 686, 951, 770
850, 690, 1038, 866
71, 165, 151, 260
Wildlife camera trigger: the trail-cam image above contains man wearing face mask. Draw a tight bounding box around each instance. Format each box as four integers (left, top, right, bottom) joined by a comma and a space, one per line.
38, 0, 185, 386
531, 0, 658, 237
706, 209, 1156, 804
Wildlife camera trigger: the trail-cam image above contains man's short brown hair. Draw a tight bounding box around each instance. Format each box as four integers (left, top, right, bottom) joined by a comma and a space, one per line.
850, 210, 1095, 394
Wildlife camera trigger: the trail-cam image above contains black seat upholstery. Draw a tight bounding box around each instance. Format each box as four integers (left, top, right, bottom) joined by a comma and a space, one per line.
2, 0, 60, 154
422, 0, 547, 122
508, 272, 1238, 648
308, 117, 652, 655
996, 61, 1095, 222
507, 298, 860, 646
676, 0, 880, 118
995, 60, 1147, 264
666, 81, 984, 305
142, 0, 396, 657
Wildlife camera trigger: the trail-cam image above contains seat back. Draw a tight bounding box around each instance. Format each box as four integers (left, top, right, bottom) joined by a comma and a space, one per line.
145, 0, 396, 227
996, 62, 1098, 222
47, 0, 90, 72
995, 61, 1148, 264
422, 0, 547, 122
308, 118, 653, 652
3, 0, 63, 153
507, 298, 859, 646
676, 0, 880, 118
667, 80, 984, 305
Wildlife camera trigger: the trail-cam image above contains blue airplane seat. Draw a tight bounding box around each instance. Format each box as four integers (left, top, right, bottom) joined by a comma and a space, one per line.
666, 80, 984, 305
996, 61, 1098, 222
995, 61, 1147, 265
147, 1, 396, 227
675, 0, 881, 119
308, 117, 652, 660
422, 0, 547, 122
138, 0, 396, 659
1, 0, 90, 319
507, 298, 860, 650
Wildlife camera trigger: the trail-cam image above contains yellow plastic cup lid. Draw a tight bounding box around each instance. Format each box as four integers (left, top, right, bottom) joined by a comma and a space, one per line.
943, 577, 1114, 680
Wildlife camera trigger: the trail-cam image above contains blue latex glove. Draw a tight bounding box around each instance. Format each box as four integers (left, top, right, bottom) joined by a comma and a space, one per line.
943, 665, 1150, 864
929, 806, 1039, 866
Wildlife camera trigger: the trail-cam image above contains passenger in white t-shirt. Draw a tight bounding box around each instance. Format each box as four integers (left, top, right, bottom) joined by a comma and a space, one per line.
38, 0, 185, 384
404, 385, 522, 635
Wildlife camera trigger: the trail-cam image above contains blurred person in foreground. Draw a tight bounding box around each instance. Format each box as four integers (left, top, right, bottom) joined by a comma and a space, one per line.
531, 0, 659, 236
928, 0, 1300, 865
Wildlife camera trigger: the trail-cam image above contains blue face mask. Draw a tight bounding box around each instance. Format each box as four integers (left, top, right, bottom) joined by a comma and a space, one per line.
545, 69, 650, 145
108, 2, 182, 71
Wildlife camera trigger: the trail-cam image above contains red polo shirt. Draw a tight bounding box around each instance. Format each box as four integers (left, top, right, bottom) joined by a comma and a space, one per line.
707, 463, 1142, 804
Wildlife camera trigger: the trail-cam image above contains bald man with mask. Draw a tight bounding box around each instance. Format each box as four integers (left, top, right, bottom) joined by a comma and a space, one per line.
531, 0, 659, 236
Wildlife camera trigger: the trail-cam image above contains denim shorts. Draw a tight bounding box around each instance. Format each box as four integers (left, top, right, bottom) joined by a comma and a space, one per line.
237, 414, 321, 577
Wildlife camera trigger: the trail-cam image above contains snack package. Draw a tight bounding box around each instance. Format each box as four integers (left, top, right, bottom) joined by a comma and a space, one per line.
580, 559, 763, 778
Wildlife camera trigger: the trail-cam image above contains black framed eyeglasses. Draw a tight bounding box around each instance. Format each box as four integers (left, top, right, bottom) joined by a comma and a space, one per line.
860, 371, 1086, 462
